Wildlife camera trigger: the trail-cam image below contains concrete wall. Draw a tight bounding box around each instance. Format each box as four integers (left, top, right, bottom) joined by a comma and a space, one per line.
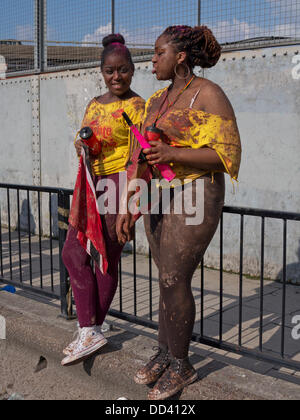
0, 45, 300, 282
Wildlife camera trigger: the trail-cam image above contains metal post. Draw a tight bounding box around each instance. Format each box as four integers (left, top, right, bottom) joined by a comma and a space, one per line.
0, 204, 3, 278
281, 220, 287, 358
198, 0, 204, 77
43, 0, 47, 71
198, 0, 201, 26
34, 0, 47, 72
34, 0, 38, 71
58, 190, 71, 318
219, 213, 223, 342
112, 0, 115, 34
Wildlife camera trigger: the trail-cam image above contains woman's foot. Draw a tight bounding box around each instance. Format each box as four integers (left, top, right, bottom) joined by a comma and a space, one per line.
62, 322, 110, 356
134, 346, 170, 385
148, 357, 198, 400
61, 326, 107, 366
63, 323, 80, 356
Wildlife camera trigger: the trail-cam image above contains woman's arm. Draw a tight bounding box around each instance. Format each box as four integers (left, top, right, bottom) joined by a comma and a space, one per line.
170, 146, 224, 171
144, 142, 224, 171
74, 99, 95, 157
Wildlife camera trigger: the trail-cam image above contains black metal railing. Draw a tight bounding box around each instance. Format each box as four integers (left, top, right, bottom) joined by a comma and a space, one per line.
0, 183, 299, 371
0, 183, 73, 316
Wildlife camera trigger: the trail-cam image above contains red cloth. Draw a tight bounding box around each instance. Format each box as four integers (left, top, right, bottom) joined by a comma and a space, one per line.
69, 144, 152, 274
68, 148, 108, 274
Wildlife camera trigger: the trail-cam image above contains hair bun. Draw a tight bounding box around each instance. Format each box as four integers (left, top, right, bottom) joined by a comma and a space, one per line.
162, 25, 221, 69
190, 26, 221, 68
102, 33, 126, 48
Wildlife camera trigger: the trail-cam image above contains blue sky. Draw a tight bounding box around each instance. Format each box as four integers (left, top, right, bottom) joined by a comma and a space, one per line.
0, 0, 299, 45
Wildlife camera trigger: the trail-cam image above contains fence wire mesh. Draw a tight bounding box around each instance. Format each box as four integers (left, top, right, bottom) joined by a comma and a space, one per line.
202, 0, 300, 50
46, 0, 112, 70
0, 0, 300, 76
114, 0, 199, 61
0, 0, 35, 75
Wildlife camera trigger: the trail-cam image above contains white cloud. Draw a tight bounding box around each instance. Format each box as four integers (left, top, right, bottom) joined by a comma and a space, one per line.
208, 17, 300, 44
82, 18, 300, 50
81, 24, 163, 48
16, 24, 34, 40
208, 19, 266, 43
273, 23, 300, 37
81, 22, 113, 46
125, 26, 163, 47
15, 24, 57, 42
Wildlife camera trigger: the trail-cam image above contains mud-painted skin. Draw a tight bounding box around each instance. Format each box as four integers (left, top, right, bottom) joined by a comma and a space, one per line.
144, 173, 224, 358
117, 34, 240, 362
143, 35, 238, 171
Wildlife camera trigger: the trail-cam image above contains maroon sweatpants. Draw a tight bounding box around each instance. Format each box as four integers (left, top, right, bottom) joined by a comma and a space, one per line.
62, 173, 123, 328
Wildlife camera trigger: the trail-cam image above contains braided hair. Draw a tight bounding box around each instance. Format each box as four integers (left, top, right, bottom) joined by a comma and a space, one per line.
162, 25, 221, 69
100, 33, 134, 70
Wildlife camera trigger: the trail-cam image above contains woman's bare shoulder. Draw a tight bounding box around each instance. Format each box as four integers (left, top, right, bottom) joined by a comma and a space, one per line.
194, 78, 236, 119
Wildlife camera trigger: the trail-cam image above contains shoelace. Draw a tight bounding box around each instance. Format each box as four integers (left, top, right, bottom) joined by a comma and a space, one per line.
170, 358, 194, 379
150, 346, 170, 364
158, 359, 194, 391
77, 328, 93, 349
78, 327, 101, 347
66, 327, 81, 349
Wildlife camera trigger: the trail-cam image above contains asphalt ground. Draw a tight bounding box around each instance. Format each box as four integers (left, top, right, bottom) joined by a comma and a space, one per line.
0, 290, 299, 401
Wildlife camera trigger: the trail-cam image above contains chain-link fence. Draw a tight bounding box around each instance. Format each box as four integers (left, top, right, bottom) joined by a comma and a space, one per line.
0, 0, 35, 75
1, 0, 300, 77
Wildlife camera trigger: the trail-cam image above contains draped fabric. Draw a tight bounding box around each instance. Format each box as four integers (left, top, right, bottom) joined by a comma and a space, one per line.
69, 147, 108, 273
143, 88, 241, 183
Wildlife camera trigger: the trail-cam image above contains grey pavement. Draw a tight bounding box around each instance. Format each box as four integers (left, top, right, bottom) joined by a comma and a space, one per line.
0, 290, 299, 400
0, 228, 300, 400
1, 228, 299, 366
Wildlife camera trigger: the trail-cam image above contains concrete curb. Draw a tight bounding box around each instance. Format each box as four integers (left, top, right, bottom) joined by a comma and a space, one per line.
0, 291, 299, 400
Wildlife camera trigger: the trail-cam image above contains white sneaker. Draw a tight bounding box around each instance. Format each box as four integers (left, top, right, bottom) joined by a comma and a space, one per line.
63, 323, 80, 356
61, 326, 107, 366
63, 322, 110, 356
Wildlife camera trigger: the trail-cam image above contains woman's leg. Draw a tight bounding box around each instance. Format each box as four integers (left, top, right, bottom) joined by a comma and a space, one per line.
133, 212, 171, 385
158, 174, 225, 359
94, 211, 123, 326
62, 172, 122, 328
62, 225, 98, 328
61, 172, 122, 365
94, 172, 124, 326
143, 212, 168, 351
61, 227, 108, 366
148, 173, 225, 400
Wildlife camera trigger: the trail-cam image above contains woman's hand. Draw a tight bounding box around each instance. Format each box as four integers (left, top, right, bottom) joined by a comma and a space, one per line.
74, 139, 85, 157
116, 213, 135, 245
143, 140, 176, 166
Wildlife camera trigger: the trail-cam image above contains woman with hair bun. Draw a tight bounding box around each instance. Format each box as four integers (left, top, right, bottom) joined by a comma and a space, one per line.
61, 34, 146, 366
117, 25, 241, 399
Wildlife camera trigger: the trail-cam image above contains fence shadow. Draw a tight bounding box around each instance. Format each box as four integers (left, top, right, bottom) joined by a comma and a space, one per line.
1, 223, 299, 386
276, 239, 300, 284
17, 199, 37, 234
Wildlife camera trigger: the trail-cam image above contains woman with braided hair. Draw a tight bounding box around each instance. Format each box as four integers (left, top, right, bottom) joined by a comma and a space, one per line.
117, 25, 241, 400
